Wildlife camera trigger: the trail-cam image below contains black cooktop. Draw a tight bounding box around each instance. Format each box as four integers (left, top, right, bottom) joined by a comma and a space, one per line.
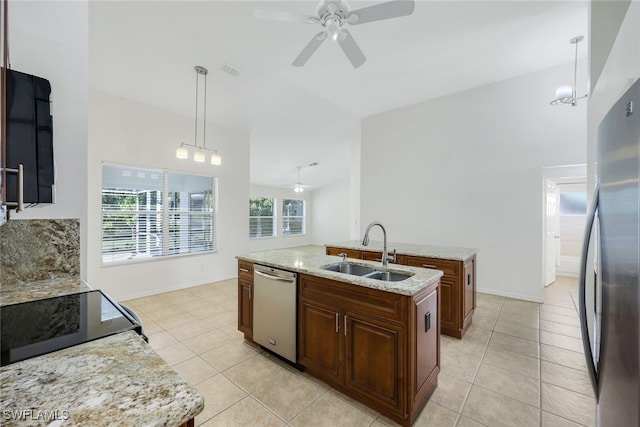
1, 290, 142, 366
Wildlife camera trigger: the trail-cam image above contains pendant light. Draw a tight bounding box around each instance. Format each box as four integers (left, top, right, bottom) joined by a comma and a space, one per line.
550, 36, 588, 107
175, 66, 222, 165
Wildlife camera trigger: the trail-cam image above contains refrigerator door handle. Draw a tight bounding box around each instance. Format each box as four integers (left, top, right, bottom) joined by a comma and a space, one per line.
578, 183, 599, 398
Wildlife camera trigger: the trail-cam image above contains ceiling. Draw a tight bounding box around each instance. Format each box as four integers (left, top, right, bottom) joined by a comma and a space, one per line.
89, 1, 588, 191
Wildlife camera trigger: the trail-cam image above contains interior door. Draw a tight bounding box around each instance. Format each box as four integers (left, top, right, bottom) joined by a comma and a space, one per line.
545, 181, 560, 286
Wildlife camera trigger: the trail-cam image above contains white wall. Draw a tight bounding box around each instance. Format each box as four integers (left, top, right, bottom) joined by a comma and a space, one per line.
248, 184, 314, 252
361, 62, 587, 302
7, 1, 88, 277
311, 175, 351, 245
88, 90, 249, 300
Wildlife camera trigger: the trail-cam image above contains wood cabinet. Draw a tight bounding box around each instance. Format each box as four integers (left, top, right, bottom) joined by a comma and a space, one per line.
237, 260, 254, 339
326, 246, 362, 259
298, 273, 439, 426
325, 246, 476, 339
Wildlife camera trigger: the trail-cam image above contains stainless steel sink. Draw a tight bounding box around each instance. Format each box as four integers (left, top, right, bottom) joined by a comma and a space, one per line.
321, 262, 413, 282
362, 270, 413, 282
321, 262, 376, 276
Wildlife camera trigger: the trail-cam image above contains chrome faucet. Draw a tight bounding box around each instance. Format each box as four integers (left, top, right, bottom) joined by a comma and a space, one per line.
362, 222, 396, 267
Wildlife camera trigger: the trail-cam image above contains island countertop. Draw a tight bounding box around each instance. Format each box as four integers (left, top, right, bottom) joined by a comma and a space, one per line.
0, 331, 204, 427
236, 246, 442, 296
326, 240, 478, 262
0, 279, 204, 427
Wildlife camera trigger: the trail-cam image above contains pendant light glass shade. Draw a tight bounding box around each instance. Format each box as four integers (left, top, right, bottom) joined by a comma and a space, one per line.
176, 145, 189, 159
194, 150, 206, 162
175, 66, 223, 165
211, 151, 222, 166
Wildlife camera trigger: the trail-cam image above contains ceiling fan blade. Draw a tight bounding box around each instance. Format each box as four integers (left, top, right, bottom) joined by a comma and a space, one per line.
348, 0, 415, 25
337, 30, 366, 68
292, 32, 327, 67
254, 9, 316, 24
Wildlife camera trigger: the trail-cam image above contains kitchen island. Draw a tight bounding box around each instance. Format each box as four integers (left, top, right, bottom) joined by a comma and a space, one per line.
326, 240, 478, 338
0, 279, 204, 427
236, 246, 442, 427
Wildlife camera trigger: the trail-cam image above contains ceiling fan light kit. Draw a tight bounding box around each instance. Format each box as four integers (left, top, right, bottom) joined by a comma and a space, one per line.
175, 65, 222, 165
288, 162, 318, 193
550, 35, 587, 107
255, 0, 416, 68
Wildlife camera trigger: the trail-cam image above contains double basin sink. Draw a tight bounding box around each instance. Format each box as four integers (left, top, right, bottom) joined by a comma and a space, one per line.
321, 262, 413, 282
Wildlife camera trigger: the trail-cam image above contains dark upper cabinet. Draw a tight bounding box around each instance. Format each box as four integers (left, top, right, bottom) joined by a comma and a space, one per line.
4, 68, 54, 206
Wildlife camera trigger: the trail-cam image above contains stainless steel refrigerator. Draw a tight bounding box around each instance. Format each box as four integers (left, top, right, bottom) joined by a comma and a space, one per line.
580, 77, 639, 426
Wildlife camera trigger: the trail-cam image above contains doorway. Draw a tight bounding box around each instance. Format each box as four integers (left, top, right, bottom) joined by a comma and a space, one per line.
542, 165, 587, 287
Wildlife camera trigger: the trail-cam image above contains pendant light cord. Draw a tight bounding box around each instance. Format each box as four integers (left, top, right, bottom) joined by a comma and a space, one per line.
194, 69, 199, 149
573, 39, 578, 99
203, 68, 207, 150
193, 67, 208, 150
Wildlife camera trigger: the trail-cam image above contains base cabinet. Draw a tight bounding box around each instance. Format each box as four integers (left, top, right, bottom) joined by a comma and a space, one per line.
345, 311, 405, 414
298, 273, 439, 426
326, 246, 476, 339
298, 297, 343, 383
237, 261, 254, 339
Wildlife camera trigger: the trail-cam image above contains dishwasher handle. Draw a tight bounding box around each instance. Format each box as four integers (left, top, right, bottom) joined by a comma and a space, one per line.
254, 269, 296, 283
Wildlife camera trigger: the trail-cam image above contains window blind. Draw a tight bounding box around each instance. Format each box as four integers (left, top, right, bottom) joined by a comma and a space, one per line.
101, 164, 216, 264
249, 197, 275, 238
282, 199, 304, 236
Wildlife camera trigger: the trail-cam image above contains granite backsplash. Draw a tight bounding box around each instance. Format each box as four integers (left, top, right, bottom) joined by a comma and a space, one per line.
0, 219, 80, 285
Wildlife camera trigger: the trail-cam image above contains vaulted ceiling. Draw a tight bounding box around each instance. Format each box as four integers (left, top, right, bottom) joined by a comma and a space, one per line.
89, 1, 588, 190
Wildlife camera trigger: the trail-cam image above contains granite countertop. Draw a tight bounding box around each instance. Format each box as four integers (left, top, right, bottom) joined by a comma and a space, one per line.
0, 276, 91, 306
237, 246, 442, 296
1, 278, 204, 426
0, 331, 204, 427
326, 240, 478, 262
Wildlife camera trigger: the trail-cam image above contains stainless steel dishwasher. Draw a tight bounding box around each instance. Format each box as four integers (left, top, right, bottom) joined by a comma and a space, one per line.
253, 264, 297, 363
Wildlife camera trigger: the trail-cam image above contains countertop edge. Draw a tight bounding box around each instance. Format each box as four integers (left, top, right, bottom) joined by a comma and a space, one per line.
236, 253, 443, 297
325, 240, 479, 262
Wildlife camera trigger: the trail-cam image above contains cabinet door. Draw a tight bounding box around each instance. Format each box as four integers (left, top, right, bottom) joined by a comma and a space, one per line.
344, 311, 405, 415
298, 297, 343, 384
414, 288, 438, 397
463, 259, 475, 319
238, 279, 253, 337
439, 278, 456, 331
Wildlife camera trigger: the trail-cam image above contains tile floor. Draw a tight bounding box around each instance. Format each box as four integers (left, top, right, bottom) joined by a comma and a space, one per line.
122, 275, 595, 427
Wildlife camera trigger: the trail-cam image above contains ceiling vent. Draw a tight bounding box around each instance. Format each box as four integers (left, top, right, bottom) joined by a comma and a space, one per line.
221, 62, 240, 77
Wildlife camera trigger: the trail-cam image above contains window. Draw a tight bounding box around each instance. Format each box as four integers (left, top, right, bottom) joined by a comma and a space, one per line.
282, 199, 304, 236
101, 164, 216, 264
559, 192, 587, 215
249, 197, 275, 238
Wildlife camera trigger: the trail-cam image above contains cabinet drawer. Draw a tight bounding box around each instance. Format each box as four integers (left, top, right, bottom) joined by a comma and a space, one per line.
326, 247, 362, 259
361, 251, 406, 265
405, 256, 459, 277
299, 274, 406, 323
237, 260, 254, 280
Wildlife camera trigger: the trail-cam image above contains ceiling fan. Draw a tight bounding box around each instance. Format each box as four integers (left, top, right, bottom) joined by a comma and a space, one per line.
286, 164, 316, 193
255, 0, 416, 68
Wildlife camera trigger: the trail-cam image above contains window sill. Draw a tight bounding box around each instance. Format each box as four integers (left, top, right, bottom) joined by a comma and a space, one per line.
249, 235, 277, 240
101, 249, 217, 268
